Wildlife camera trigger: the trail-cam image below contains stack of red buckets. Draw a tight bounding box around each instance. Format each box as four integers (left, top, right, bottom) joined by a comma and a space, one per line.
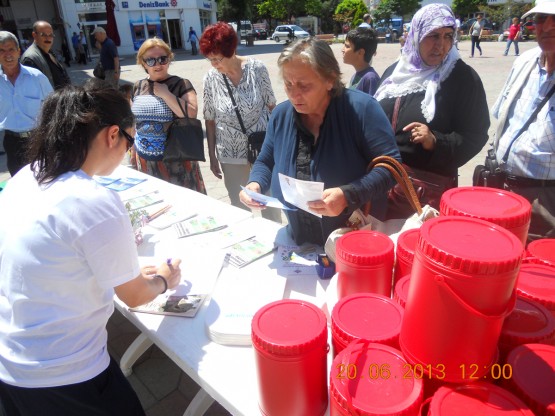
252, 187, 555, 416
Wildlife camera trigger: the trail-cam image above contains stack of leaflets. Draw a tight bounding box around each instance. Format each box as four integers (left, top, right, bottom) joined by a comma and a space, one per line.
173, 215, 227, 238
124, 191, 164, 211
147, 208, 197, 230
205, 266, 286, 345
95, 176, 147, 191
129, 294, 207, 317
227, 237, 276, 268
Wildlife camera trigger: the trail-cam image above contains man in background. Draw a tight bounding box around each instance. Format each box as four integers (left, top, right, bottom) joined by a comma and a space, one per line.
492, 0, 555, 240
80, 31, 90, 61
359, 13, 373, 28
21, 21, 70, 90
92, 26, 119, 88
0, 31, 52, 175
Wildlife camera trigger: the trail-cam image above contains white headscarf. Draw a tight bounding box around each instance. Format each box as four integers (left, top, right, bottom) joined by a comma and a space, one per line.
375, 4, 460, 122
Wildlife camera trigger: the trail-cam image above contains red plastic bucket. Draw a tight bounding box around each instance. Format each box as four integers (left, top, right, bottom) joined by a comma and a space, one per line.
516, 263, 555, 316
394, 275, 411, 309
499, 297, 555, 362
526, 238, 555, 267
336, 231, 394, 299
505, 344, 555, 415
252, 300, 328, 416
394, 229, 419, 286
330, 341, 423, 416
331, 293, 403, 356
400, 216, 523, 383
440, 186, 531, 245
428, 382, 535, 415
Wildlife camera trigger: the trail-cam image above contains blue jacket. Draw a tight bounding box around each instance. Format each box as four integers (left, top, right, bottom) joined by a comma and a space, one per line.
249, 88, 401, 244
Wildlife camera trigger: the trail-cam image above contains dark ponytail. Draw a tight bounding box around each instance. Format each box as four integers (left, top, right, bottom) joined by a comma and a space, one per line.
28, 84, 134, 185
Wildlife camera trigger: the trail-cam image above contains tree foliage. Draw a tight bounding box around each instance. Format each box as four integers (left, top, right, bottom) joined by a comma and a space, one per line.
334, 0, 368, 27
452, 0, 487, 17
479, 0, 533, 29
373, 0, 420, 22
217, 0, 253, 22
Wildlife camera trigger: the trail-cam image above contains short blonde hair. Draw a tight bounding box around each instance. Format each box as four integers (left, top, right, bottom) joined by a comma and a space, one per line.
136, 38, 175, 66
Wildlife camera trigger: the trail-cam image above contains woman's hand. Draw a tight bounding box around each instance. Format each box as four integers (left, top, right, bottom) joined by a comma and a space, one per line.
403, 122, 436, 151
209, 156, 222, 179
307, 187, 348, 217
239, 182, 267, 210
151, 81, 171, 99
142, 258, 182, 290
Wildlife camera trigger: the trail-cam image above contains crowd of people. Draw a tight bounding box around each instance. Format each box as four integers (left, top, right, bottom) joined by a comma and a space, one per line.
1, 1, 555, 411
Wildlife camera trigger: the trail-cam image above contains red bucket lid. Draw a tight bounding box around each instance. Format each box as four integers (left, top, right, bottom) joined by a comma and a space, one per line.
418, 216, 523, 275
394, 275, 411, 309
526, 239, 555, 267
516, 263, 555, 310
251, 300, 327, 356
440, 187, 532, 229
336, 231, 394, 266
506, 344, 555, 415
396, 228, 420, 264
429, 382, 535, 415
330, 342, 423, 416
331, 293, 403, 347
500, 297, 555, 346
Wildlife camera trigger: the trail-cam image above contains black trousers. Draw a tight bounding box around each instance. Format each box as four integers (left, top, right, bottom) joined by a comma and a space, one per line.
3, 132, 28, 177
504, 182, 555, 243
0, 357, 145, 416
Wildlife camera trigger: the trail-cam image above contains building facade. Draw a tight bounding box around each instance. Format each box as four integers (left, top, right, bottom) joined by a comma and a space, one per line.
0, 0, 217, 58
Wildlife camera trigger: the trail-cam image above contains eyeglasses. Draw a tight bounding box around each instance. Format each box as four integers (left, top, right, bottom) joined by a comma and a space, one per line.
143, 55, 169, 67
535, 14, 554, 24
35, 32, 55, 38
205, 56, 225, 64
119, 128, 135, 151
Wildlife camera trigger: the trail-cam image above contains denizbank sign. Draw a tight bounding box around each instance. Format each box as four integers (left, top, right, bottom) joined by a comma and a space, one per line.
139, 1, 169, 7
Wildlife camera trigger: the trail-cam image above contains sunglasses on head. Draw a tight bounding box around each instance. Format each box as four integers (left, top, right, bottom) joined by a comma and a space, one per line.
143, 55, 169, 67
535, 14, 554, 24
119, 128, 135, 151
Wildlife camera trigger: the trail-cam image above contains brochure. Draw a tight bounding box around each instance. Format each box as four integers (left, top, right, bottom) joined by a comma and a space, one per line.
173, 215, 227, 238
123, 191, 164, 211
105, 177, 147, 191
227, 237, 276, 268
130, 294, 207, 317
148, 208, 197, 230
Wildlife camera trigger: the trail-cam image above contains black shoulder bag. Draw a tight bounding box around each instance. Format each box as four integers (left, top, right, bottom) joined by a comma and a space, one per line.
473, 84, 555, 188
162, 80, 206, 163
223, 74, 266, 164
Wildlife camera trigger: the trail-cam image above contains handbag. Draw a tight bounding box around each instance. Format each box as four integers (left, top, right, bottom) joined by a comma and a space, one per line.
163, 95, 206, 163
93, 60, 105, 80
473, 83, 555, 188
324, 156, 439, 263
386, 97, 456, 219
223, 75, 266, 164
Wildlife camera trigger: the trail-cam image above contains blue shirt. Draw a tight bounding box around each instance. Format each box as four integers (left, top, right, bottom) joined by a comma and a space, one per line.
0, 64, 53, 132
494, 50, 555, 179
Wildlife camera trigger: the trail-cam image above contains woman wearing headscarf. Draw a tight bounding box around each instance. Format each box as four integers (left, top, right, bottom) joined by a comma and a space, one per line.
375, 3, 489, 219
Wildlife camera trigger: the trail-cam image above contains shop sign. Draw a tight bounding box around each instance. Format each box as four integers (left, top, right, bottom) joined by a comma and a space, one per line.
138, 1, 171, 7
203, 1, 211, 8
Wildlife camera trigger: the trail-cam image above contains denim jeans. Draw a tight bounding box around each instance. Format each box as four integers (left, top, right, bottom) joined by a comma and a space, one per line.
504, 39, 519, 55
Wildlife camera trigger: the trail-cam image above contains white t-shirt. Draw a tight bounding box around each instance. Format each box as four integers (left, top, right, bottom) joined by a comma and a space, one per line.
0, 167, 140, 387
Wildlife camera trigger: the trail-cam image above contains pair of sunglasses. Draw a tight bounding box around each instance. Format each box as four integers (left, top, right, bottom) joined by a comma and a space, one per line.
119, 128, 135, 151
143, 55, 169, 67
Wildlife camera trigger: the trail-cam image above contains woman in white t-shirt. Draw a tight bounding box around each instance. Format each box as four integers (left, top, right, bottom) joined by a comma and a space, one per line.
0, 84, 182, 415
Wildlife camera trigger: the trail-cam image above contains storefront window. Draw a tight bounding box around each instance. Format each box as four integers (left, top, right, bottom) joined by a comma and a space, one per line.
78, 12, 106, 22
199, 10, 211, 32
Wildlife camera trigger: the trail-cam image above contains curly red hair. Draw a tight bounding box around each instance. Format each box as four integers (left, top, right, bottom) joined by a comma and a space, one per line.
199, 22, 238, 57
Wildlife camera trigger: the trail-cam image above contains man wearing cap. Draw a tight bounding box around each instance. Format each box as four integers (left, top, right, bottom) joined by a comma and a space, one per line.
359, 14, 373, 28
492, 0, 555, 241
0, 31, 53, 176
20, 21, 70, 90
92, 26, 119, 87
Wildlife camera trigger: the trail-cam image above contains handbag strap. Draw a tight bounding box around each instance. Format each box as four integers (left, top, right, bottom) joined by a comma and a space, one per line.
391, 97, 402, 132
500, 82, 555, 163
223, 74, 247, 135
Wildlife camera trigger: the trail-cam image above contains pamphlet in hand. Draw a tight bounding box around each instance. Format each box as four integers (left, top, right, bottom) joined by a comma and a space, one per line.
278, 173, 324, 217
130, 294, 207, 317
240, 186, 296, 210
227, 237, 276, 268
173, 215, 227, 238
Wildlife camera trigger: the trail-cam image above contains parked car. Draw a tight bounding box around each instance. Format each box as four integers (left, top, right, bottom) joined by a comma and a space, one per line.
254, 29, 268, 40
501, 21, 535, 40
271, 25, 310, 42
374, 18, 403, 37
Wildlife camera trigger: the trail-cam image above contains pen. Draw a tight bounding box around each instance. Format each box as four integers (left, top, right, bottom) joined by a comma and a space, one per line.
167, 258, 173, 270
148, 205, 172, 221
